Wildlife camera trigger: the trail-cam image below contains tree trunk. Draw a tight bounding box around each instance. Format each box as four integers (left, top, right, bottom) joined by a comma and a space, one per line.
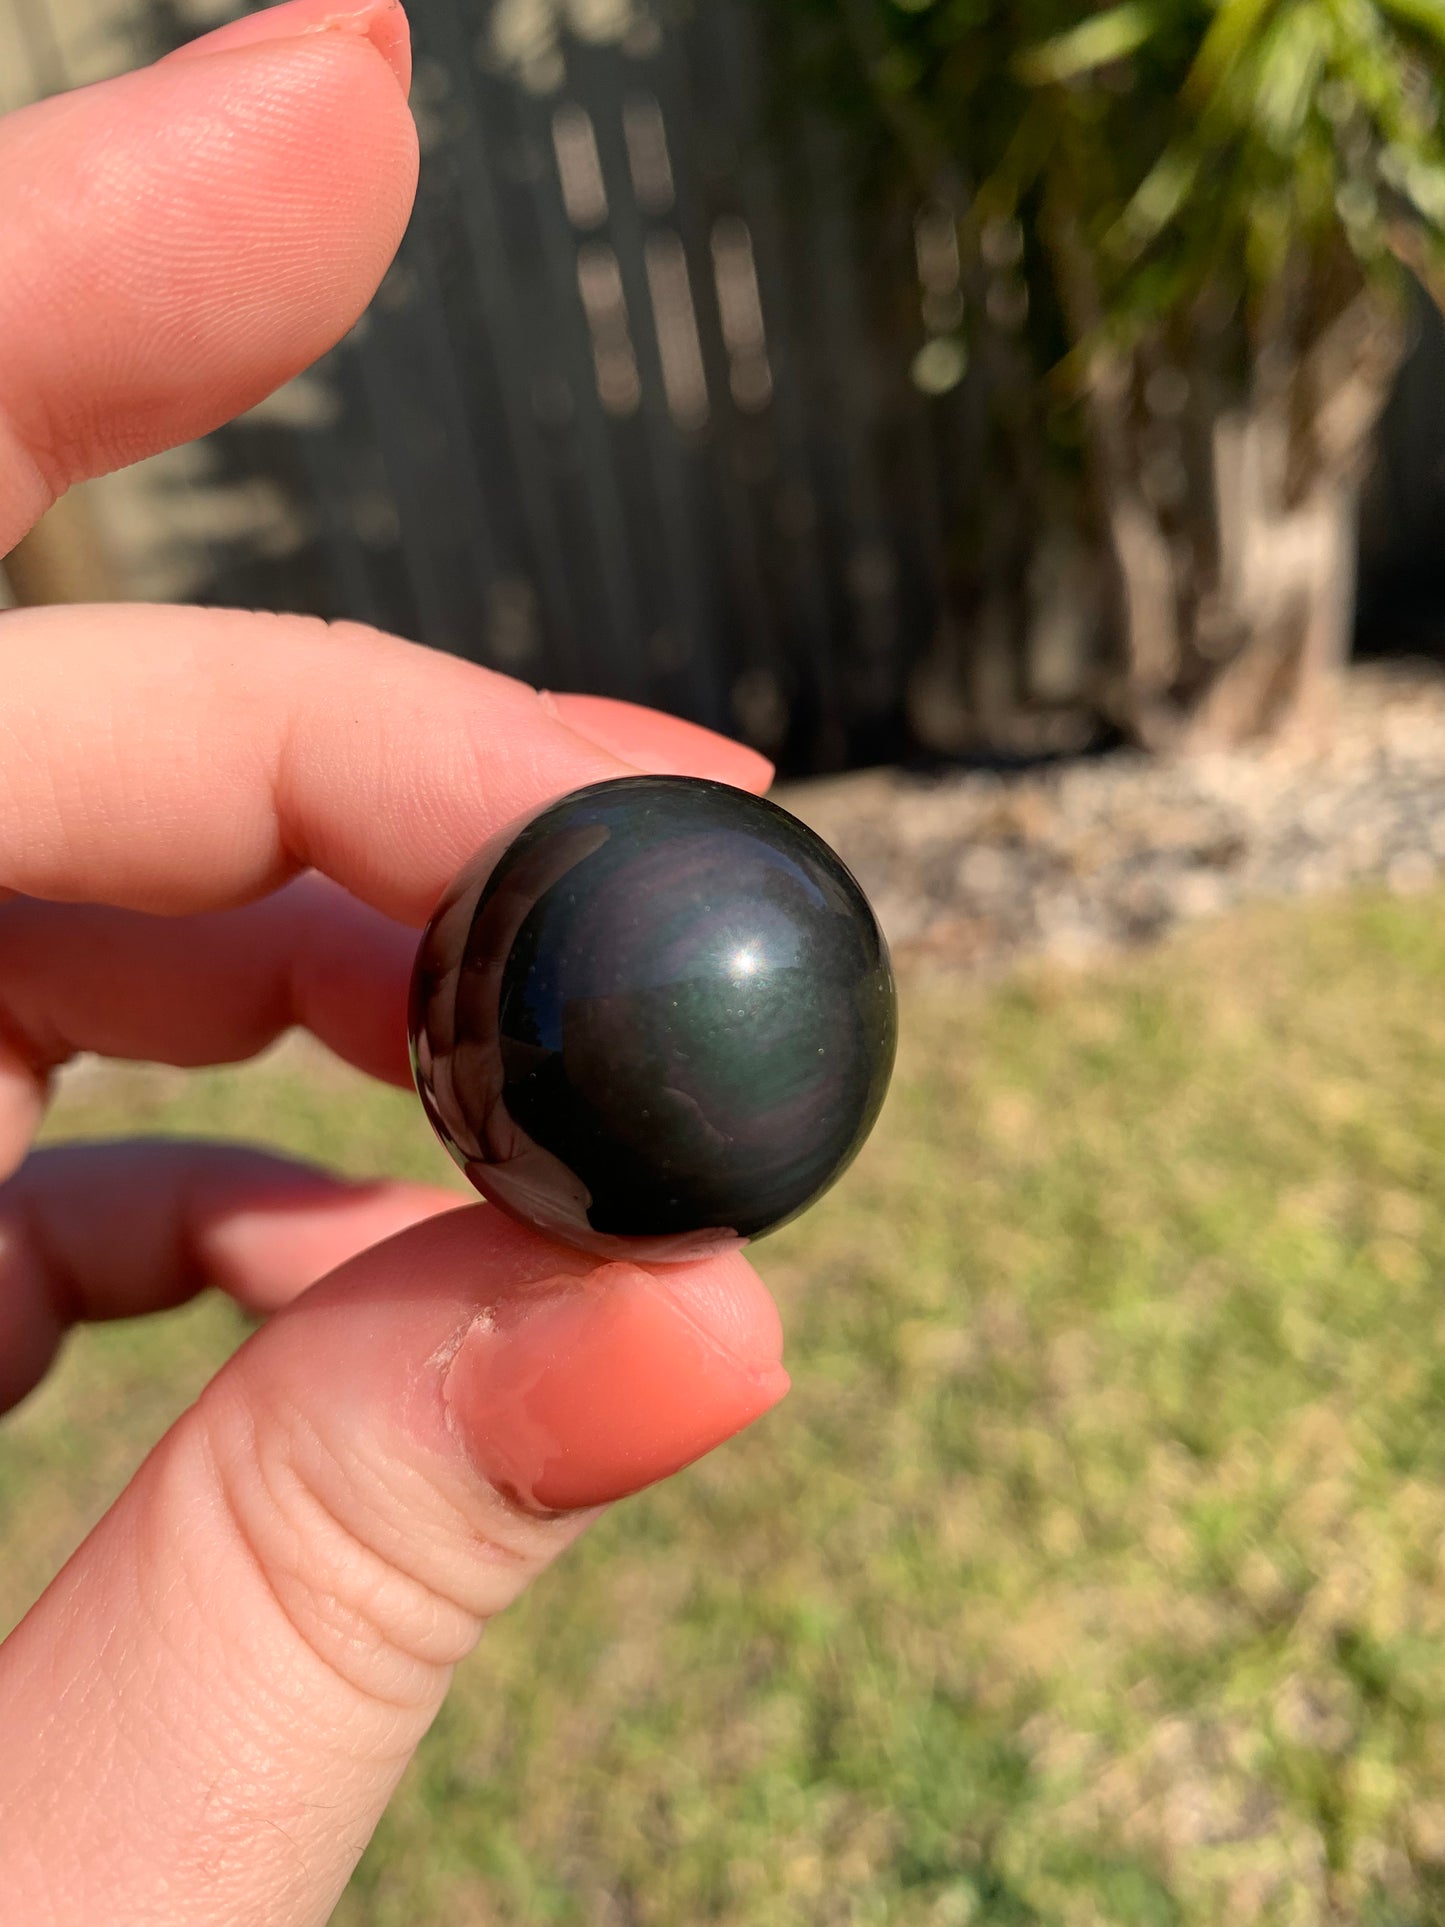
1099, 299, 1404, 752
1182, 423, 1361, 749
1046, 206, 1405, 752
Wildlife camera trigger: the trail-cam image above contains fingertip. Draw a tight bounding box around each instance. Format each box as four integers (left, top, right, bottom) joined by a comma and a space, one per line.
0, 27, 419, 538
548, 693, 775, 794
363, 0, 412, 96
200, 1176, 464, 1311
649, 1245, 786, 1379
443, 1250, 788, 1514
163, 0, 412, 97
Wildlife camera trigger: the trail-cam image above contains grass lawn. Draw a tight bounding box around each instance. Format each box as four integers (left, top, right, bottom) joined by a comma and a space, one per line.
5, 887, 1445, 1925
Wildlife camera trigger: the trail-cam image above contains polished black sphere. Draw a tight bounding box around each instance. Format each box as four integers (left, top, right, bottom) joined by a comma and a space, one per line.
409, 775, 897, 1260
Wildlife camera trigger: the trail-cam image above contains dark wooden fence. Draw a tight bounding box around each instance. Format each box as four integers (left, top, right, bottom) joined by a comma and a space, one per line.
111, 0, 961, 772
8, 0, 1445, 772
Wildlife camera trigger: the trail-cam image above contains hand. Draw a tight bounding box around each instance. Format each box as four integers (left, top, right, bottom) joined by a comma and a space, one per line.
0, 7, 788, 1922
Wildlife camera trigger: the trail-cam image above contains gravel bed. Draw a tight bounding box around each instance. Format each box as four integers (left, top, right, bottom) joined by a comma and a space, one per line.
778, 663, 1445, 974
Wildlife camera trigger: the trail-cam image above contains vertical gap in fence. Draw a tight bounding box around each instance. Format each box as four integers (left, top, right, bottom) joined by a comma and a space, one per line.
562, 31, 728, 732
498, 53, 659, 699
696, 1, 847, 772
659, 6, 791, 763
402, 2, 589, 687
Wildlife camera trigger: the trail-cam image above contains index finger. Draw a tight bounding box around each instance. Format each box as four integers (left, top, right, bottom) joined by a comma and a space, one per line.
0, 14, 419, 549
0, 602, 771, 919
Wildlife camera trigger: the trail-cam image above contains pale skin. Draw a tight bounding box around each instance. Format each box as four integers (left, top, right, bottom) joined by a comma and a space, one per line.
0, 5, 792, 1920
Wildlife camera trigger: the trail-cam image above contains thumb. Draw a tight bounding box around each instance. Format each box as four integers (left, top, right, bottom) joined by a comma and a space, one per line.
0, 1206, 787, 1927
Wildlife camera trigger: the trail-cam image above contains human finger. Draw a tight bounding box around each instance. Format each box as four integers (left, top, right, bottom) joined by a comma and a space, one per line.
0, 1138, 461, 1412
0, 875, 419, 1183
0, 1203, 787, 1926
0, 603, 771, 919
0, 0, 417, 549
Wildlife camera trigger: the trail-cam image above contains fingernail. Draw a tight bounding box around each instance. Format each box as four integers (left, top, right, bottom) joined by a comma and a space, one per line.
545, 693, 775, 795
444, 1262, 790, 1513
163, 0, 411, 96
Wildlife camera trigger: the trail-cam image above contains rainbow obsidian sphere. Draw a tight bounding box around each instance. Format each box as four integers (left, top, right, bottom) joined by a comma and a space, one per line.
408, 775, 897, 1260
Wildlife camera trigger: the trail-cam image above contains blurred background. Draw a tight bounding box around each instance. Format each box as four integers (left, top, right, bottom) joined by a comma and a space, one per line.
5, 0, 1445, 769
5, 0, 1445, 1921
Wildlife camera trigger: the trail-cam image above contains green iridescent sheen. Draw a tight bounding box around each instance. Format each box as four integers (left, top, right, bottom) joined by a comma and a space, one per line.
409, 776, 897, 1259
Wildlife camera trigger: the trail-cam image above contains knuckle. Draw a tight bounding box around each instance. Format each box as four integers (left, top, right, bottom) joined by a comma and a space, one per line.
195, 1384, 486, 1714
